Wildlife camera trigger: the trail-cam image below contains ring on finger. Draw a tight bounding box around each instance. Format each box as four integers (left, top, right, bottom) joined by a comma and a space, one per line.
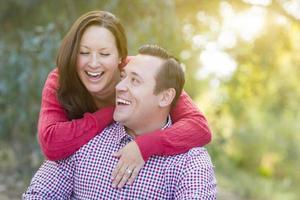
126, 169, 133, 174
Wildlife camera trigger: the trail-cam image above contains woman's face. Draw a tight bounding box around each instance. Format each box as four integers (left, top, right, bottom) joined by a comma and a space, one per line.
77, 25, 120, 99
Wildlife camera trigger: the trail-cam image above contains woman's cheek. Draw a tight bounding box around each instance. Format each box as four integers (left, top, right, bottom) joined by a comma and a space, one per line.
77, 57, 86, 69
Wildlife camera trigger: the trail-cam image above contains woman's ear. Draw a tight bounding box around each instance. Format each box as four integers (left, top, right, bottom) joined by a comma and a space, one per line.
158, 88, 176, 107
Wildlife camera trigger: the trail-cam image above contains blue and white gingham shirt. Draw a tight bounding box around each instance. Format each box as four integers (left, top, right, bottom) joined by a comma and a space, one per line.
23, 118, 217, 199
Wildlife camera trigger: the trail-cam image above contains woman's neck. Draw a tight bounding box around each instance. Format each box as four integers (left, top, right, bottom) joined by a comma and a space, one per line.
92, 74, 120, 109
93, 92, 115, 108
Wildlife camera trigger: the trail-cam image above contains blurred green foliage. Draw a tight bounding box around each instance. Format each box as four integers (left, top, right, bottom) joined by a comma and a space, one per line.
0, 0, 299, 199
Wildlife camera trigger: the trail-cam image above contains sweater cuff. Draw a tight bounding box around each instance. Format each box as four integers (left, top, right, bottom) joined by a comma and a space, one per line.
135, 130, 164, 161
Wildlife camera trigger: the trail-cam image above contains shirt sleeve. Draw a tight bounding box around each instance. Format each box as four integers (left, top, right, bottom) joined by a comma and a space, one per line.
135, 90, 212, 161
174, 149, 217, 200
38, 69, 114, 160
22, 158, 74, 199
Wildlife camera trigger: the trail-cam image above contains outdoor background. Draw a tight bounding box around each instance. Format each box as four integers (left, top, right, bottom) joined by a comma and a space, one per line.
0, 0, 299, 199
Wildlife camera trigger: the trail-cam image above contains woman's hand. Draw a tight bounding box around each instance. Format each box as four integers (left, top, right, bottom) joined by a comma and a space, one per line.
111, 141, 145, 188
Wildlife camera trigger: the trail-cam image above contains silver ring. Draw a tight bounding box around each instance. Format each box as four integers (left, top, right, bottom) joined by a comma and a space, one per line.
126, 169, 132, 174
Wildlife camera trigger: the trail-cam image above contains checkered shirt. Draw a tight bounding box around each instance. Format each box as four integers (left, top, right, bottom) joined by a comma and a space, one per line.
23, 117, 217, 199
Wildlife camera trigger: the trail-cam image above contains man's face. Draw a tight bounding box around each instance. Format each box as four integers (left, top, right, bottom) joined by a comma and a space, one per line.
113, 54, 164, 133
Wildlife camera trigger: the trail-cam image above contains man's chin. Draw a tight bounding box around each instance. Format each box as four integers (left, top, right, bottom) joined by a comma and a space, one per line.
113, 112, 126, 123
113, 113, 119, 122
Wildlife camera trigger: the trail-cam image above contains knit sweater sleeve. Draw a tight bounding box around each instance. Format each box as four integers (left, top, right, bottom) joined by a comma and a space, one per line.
38, 69, 114, 160
135, 91, 212, 161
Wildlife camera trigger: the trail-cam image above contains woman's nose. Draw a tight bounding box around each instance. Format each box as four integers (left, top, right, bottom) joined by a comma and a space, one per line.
89, 53, 100, 68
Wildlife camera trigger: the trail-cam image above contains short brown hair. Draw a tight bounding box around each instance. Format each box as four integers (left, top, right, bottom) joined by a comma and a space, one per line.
138, 44, 185, 106
56, 11, 127, 119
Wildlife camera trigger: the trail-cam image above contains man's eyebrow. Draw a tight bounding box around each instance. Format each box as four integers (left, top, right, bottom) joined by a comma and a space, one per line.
130, 71, 142, 78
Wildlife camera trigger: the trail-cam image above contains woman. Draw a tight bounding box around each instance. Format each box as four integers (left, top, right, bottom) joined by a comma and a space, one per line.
38, 10, 212, 188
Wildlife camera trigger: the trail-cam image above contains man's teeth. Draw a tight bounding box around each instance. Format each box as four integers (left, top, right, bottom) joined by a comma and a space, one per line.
86, 71, 102, 77
117, 98, 131, 105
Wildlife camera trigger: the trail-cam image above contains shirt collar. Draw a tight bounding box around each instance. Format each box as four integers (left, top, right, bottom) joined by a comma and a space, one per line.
162, 115, 172, 130
114, 115, 172, 144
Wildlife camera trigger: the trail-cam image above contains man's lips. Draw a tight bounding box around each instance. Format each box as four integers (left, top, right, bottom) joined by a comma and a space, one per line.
116, 97, 131, 105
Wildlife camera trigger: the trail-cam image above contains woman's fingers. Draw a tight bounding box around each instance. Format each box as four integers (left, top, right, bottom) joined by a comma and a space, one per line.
111, 159, 123, 180
116, 167, 135, 188
111, 141, 145, 188
112, 164, 127, 187
127, 165, 143, 185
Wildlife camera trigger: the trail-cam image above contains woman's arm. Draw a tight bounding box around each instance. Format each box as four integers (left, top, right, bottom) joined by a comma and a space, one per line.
135, 90, 212, 161
38, 69, 114, 160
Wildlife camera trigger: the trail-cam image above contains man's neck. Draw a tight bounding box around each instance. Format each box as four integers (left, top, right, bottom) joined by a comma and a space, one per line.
125, 116, 170, 138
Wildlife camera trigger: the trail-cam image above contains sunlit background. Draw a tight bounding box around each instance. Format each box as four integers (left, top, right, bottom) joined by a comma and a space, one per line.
1, 0, 300, 199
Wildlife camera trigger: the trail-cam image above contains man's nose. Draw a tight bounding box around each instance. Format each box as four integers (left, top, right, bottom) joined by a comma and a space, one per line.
116, 78, 128, 92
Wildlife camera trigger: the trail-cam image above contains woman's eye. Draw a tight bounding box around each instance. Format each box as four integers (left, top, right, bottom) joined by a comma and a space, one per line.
80, 52, 89, 55
100, 53, 110, 56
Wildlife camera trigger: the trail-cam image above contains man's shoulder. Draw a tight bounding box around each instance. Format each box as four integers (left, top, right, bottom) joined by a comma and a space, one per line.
98, 121, 124, 141
165, 147, 213, 169
85, 121, 120, 143
70, 122, 121, 157
102, 121, 122, 134
185, 147, 214, 168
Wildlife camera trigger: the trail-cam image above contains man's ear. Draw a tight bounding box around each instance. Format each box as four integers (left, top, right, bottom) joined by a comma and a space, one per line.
158, 88, 176, 107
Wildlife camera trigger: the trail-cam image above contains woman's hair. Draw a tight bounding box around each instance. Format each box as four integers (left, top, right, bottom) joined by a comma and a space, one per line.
56, 10, 128, 119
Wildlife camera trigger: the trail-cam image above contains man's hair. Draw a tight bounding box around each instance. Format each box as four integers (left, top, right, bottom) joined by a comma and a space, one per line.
138, 44, 185, 106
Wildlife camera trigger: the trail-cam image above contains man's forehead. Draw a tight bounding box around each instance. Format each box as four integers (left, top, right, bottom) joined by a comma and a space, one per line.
125, 54, 163, 74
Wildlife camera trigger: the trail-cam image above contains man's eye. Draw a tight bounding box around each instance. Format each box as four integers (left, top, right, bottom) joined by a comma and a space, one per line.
100, 53, 110, 56
131, 78, 139, 84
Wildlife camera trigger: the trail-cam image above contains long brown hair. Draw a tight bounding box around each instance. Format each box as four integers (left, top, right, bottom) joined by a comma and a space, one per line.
56, 11, 127, 119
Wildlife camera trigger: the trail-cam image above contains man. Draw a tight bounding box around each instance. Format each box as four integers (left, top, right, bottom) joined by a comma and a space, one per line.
23, 45, 216, 199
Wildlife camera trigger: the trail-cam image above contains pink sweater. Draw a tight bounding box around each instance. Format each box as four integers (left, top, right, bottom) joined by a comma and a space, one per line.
38, 68, 212, 161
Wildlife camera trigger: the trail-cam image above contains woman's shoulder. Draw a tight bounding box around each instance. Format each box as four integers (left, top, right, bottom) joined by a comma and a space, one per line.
44, 68, 59, 91
48, 68, 59, 80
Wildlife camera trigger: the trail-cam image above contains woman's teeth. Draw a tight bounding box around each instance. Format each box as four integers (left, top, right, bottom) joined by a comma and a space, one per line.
86, 71, 103, 78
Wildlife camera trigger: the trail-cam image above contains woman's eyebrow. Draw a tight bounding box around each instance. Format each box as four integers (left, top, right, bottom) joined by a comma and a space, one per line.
80, 45, 109, 50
